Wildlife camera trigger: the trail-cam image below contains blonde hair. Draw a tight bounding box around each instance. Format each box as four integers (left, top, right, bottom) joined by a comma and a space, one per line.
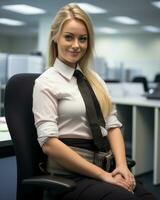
48, 3, 112, 117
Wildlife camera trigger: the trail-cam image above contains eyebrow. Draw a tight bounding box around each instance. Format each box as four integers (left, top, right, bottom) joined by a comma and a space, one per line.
63, 32, 88, 36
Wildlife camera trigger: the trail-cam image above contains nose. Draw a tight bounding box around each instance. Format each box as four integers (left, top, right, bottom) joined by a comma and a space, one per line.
72, 38, 80, 49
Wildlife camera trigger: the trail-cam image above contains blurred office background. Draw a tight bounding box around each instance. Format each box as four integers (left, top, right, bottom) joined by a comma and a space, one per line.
0, 0, 160, 199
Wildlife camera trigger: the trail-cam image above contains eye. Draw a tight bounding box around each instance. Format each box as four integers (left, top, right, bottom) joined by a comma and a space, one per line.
79, 36, 88, 43
64, 34, 73, 41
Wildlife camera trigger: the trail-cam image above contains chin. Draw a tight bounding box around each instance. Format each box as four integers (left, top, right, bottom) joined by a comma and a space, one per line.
68, 58, 80, 65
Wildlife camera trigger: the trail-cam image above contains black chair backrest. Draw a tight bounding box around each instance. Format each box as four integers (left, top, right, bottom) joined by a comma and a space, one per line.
154, 73, 160, 83
132, 76, 149, 92
5, 73, 45, 200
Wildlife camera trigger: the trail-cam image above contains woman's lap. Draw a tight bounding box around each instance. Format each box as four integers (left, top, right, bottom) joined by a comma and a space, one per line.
61, 178, 135, 200
60, 177, 156, 200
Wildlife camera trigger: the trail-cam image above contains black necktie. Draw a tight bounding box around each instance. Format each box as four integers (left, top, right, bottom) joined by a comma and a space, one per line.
74, 70, 110, 151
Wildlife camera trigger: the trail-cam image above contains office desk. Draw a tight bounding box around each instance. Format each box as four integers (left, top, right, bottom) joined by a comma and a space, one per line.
112, 96, 160, 185
0, 118, 14, 158
0, 132, 14, 158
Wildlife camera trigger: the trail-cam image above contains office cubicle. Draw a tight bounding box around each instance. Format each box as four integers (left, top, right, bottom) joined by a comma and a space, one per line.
106, 82, 160, 185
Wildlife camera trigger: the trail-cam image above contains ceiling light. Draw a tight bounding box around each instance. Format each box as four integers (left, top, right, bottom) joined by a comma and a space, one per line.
2, 4, 46, 15
0, 18, 25, 26
95, 27, 118, 34
76, 3, 107, 14
110, 16, 139, 25
143, 26, 160, 33
151, 1, 160, 8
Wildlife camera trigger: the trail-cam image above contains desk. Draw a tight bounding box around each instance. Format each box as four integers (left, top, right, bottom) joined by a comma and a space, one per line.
0, 117, 14, 158
0, 132, 14, 158
112, 96, 160, 185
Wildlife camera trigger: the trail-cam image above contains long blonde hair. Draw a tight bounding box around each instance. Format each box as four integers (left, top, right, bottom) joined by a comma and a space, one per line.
48, 3, 112, 117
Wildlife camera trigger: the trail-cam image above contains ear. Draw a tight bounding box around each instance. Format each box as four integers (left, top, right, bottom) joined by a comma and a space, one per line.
53, 34, 59, 43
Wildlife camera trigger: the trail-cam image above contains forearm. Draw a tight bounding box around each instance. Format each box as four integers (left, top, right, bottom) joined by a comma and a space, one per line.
107, 127, 127, 167
42, 138, 105, 179
42, 137, 131, 191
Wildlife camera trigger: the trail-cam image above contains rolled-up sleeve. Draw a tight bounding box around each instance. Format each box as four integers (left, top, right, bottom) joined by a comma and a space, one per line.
105, 105, 122, 130
32, 79, 59, 147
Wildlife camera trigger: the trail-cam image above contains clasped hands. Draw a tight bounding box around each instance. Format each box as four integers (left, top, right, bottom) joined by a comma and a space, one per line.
111, 165, 136, 193
99, 165, 136, 193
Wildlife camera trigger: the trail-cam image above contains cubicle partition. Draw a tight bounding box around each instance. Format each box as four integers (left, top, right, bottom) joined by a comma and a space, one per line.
112, 96, 160, 185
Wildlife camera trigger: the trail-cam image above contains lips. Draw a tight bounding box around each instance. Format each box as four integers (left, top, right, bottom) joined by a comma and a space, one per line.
68, 51, 80, 57
69, 50, 80, 53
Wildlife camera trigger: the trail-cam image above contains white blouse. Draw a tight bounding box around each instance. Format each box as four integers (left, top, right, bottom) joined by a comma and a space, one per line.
32, 58, 122, 147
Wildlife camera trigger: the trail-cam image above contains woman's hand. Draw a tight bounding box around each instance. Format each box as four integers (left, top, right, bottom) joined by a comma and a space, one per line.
98, 171, 132, 191
111, 165, 136, 191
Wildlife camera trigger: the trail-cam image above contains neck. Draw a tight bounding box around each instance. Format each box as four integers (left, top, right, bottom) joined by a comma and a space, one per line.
58, 57, 77, 68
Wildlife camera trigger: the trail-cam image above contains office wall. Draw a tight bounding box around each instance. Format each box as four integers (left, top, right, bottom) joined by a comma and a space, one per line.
38, 15, 53, 66
95, 34, 160, 81
0, 35, 37, 54
0, 36, 11, 53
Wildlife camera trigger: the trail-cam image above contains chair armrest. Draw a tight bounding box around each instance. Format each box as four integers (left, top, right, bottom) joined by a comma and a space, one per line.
110, 157, 136, 172
127, 157, 136, 169
22, 175, 76, 192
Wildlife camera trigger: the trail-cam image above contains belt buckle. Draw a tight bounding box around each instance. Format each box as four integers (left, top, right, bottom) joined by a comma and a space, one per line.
104, 154, 112, 172
94, 152, 104, 167
94, 152, 111, 171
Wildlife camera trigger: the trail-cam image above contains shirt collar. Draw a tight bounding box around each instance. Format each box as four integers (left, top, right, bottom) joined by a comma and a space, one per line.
53, 58, 82, 80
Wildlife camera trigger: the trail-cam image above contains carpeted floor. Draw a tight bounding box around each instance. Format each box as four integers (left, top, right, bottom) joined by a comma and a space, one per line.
136, 172, 160, 199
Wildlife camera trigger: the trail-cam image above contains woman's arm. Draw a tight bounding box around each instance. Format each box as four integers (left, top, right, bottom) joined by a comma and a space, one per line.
107, 127, 136, 191
42, 137, 130, 190
43, 137, 104, 178
107, 127, 127, 167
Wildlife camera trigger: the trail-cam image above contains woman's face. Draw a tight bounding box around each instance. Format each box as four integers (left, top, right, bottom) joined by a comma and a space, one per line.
56, 19, 88, 68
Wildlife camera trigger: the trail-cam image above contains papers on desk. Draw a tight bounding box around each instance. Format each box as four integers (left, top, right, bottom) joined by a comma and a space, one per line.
0, 117, 11, 141
0, 117, 8, 132
0, 123, 8, 132
0, 131, 11, 141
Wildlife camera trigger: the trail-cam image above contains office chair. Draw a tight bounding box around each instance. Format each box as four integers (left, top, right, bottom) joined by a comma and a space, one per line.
4, 73, 135, 200
154, 73, 160, 83
4, 73, 76, 200
132, 76, 149, 92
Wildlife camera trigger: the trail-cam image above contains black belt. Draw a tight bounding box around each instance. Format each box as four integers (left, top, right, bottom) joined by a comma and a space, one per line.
60, 138, 107, 152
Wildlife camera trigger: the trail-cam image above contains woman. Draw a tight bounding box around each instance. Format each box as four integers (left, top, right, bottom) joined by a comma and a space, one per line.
33, 3, 156, 200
